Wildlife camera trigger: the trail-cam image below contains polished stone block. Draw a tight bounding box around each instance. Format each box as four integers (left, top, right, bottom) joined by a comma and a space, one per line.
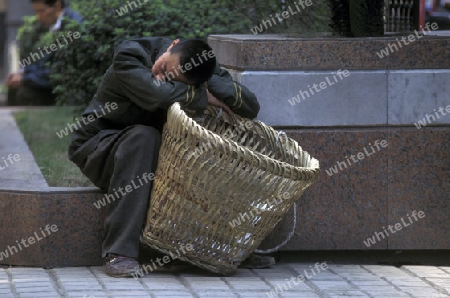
0, 189, 105, 267
237, 70, 388, 127
259, 127, 450, 250
259, 129, 389, 250
387, 128, 450, 249
388, 70, 450, 126
228, 68, 450, 127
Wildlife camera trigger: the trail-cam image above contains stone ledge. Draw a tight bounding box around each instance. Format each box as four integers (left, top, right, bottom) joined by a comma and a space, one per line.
1, 127, 448, 268
0, 187, 106, 267
208, 34, 450, 71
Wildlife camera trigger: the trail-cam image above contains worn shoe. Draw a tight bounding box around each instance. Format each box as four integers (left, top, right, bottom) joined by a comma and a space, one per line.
103, 253, 140, 277
239, 253, 276, 269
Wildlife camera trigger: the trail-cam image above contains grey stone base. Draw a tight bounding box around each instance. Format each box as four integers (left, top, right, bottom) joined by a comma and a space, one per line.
228, 69, 450, 127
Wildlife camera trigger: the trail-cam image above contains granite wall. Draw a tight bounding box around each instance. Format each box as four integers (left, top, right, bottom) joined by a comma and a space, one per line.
208, 34, 450, 251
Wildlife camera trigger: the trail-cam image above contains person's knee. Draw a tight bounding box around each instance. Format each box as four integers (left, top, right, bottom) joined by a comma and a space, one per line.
128, 125, 161, 146
115, 125, 162, 159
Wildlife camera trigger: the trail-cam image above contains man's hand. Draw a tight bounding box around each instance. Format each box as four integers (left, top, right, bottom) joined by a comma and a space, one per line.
206, 90, 233, 115
6, 73, 22, 89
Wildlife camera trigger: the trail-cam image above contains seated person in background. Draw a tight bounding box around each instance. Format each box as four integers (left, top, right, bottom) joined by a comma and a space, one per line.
6, 0, 82, 106
68, 37, 274, 277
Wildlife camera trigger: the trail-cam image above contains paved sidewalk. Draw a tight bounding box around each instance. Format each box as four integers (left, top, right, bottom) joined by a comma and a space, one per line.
1, 262, 449, 298
0, 108, 48, 190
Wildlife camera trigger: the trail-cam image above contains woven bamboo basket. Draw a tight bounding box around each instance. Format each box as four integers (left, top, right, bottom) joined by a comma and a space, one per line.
142, 103, 320, 275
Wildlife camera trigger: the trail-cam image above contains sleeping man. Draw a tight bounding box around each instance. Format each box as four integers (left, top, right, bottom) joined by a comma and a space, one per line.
68, 37, 275, 277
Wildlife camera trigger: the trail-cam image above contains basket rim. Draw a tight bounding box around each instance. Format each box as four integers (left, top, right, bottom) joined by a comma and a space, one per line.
169, 103, 320, 180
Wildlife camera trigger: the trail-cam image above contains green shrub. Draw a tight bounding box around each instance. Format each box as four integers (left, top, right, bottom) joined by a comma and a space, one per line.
49, 0, 334, 108
50, 0, 254, 107
17, 16, 79, 61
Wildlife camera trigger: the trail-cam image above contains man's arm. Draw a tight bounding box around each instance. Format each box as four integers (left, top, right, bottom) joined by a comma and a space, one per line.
113, 40, 208, 112
207, 66, 260, 119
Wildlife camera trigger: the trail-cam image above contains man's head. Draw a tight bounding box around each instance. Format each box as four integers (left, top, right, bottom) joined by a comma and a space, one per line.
30, 0, 65, 28
152, 39, 217, 86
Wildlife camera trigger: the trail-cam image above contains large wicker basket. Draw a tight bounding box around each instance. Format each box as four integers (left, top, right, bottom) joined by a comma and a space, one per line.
142, 103, 320, 275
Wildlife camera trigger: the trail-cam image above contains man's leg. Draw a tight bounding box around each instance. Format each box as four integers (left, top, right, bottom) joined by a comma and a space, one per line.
7, 87, 19, 106
15, 85, 55, 106
70, 124, 161, 276
100, 126, 161, 259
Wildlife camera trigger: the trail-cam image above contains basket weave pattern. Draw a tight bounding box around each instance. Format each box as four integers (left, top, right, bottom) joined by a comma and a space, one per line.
142, 103, 320, 275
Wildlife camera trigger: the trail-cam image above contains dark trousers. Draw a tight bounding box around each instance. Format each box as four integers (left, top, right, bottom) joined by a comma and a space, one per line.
68, 124, 162, 258
7, 85, 55, 106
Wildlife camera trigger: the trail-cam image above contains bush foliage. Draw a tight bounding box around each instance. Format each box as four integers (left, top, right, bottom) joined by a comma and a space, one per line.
47, 0, 331, 107
18, 0, 385, 107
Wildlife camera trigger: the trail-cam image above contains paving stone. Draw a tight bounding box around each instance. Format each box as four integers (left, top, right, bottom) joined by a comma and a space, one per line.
309, 280, 355, 291
361, 265, 401, 272
325, 291, 369, 297
306, 273, 344, 281
196, 291, 239, 297
369, 293, 411, 298
185, 277, 230, 290
337, 272, 376, 277
103, 282, 146, 291
0, 270, 9, 278
351, 279, 392, 286
15, 286, 56, 293
152, 291, 195, 297
265, 279, 313, 292
65, 292, 109, 298
239, 292, 281, 298
403, 265, 446, 271
60, 282, 103, 291
0, 281, 12, 288
52, 268, 93, 274
399, 286, 443, 296
17, 292, 61, 297
224, 277, 271, 290
0, 288, 13, 294
354, 285, 399, 292
56, 276, 98, 282
7, 268, 47, 273
426, 278, 450, 287
331, 269, 369, 275
420, 273, 450, 279
279, 292, 322, 298
14, 281, 54, 288
140, 277, 186, 290
414, 294, 450, 298
388, 279, 431, 287
108, 291, 152, 297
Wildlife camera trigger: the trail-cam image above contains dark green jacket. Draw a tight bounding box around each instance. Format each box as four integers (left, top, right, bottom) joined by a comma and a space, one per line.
81, 37, 260, 132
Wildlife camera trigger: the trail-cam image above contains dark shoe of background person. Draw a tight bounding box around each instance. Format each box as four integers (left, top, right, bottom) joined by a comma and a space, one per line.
239, 253, 276, 269
103, 253, 140, 277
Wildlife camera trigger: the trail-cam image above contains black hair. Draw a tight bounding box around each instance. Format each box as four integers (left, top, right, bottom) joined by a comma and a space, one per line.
30, 0, 65, 8
169, 39, 217, 85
